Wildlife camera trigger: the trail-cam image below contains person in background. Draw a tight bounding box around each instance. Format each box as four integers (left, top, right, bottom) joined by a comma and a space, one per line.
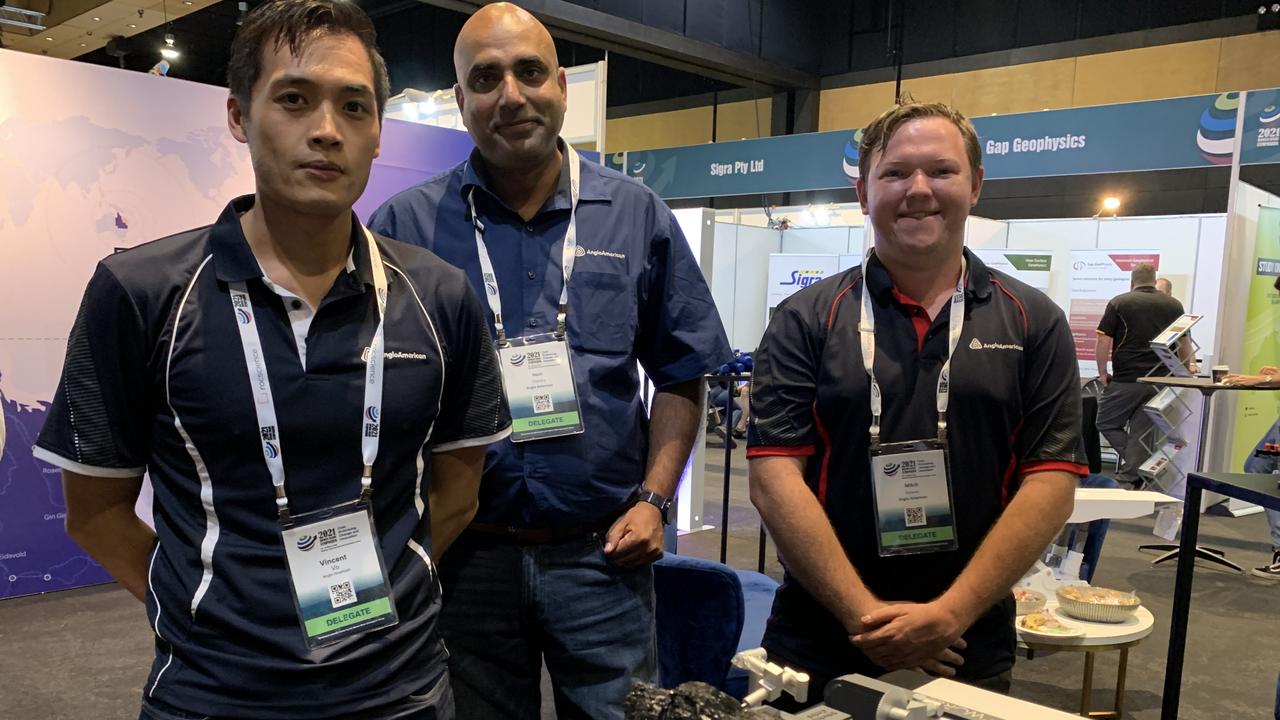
1094, 263, 1188, 489
1156, 277, 1173, 296
746, 102, 1085, 708
33, 2, 510, 717
367, 4, 732, 717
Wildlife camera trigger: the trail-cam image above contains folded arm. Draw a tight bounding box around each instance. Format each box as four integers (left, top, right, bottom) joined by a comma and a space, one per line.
62, 471, 154, 602
428, 446, 485, 558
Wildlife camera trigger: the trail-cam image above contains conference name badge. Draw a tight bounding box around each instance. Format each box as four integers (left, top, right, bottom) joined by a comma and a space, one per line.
868, 439, 960, 557
497, 334, 586, 442
280, 501, 398, 648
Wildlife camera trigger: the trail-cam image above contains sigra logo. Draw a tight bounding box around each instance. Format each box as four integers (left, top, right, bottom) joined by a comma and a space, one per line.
780, 270, 824, 288
236, 308, 251, 324
263, 441, 280, 459
882, 462, 901, 477
296, 534, 317, 551
509, 353, 526, 367
366, 406, 379, 423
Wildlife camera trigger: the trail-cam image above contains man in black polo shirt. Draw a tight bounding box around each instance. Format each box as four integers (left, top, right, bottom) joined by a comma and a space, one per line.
1095, 263, 1188, 488
747, 102, 1085, 706
33, 2, 509, 717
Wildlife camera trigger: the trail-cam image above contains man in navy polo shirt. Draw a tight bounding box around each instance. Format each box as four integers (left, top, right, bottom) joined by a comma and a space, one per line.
368, 4, 731, 718
747, 102, 1085, 706
34, 1, 509, 717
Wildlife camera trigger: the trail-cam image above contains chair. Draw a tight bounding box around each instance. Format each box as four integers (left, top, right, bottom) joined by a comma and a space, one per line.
652, 554, 781, 696
652, 554, 744, 690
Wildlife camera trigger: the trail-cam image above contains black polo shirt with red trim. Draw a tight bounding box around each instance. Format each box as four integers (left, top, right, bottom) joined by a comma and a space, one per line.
747, 248, 1087, 681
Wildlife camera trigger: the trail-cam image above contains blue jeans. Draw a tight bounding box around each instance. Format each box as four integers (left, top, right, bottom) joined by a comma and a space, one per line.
1076, 473, 1120, 583
709, 386, 742, 429
138, 675, 453, 720
438, 530, 656, 719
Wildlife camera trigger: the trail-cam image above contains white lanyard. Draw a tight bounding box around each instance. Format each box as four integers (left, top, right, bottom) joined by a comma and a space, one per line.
859, 249, 966, 447
229, 225, 389, 523
467, 143, 582, 347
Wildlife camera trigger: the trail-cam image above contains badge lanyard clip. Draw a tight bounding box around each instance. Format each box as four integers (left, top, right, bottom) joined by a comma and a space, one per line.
469, 142, 582, 346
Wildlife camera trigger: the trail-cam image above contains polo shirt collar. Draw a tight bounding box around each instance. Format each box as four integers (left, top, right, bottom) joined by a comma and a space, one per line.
210, 194, 374, 289
864, 246, 993, 304
460, 139, 612, 218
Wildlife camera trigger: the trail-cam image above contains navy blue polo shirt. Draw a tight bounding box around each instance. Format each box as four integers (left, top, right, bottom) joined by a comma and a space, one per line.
34, 196, 510, 718
369, 147, 732, 528
747, 249, 1087, 682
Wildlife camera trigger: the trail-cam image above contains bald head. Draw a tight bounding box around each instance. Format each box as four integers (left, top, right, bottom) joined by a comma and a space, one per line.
452, 1, 567, 172
454, 3, 559, 84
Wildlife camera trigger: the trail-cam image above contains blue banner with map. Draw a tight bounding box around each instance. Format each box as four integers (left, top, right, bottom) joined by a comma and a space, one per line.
609, 88, 1280, 199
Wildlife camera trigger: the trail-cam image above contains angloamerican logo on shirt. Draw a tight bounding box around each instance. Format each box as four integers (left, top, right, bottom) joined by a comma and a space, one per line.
362, 347, 429, 362
573, 245, 626, 260
968, 337, 1023, 351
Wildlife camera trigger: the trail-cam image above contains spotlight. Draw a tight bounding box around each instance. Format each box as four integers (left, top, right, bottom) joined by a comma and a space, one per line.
1102, 196, 1121, 212
423, 97, 437, 114
813, 205, 831, 226
160, 32, 179, 59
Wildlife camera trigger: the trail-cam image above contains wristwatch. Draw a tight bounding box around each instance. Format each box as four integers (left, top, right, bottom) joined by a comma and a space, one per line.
637, 490, 672, 525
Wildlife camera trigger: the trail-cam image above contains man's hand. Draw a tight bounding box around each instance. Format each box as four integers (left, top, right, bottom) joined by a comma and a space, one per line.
603, 502, 664, 568
850, 600, 970, 672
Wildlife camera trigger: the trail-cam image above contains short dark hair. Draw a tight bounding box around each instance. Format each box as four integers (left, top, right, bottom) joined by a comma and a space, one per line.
227, 0, 390, 118
858, 102, 982, 181
1131, 263, 1157, 286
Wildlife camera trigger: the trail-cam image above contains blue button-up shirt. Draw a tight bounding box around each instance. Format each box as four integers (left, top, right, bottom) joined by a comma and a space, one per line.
370, 148, 732, 528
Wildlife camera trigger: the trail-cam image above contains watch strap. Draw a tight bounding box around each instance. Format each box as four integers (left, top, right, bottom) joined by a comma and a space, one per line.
637, 490, 672, 525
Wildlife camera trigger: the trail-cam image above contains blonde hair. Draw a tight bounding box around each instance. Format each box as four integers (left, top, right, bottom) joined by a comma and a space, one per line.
858, 102, 981, 179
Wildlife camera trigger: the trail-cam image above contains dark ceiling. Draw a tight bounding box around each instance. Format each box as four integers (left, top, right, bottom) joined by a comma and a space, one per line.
74, 0, 737, 108
75, 1, 1272, 111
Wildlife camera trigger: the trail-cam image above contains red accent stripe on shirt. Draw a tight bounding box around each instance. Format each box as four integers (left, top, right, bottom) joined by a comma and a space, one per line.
1020, 460, 1090, 478
813, 402, 833, 506
746, 445, 817, 459
991, 278, 1028, 336
889, 286, 932, 353
827, 278, 860, 331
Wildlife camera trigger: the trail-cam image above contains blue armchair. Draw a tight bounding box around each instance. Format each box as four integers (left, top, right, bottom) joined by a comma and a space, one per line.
651, 554, 779, 695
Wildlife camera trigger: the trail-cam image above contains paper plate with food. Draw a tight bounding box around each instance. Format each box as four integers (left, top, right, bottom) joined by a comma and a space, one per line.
1018, 611, 1084, 639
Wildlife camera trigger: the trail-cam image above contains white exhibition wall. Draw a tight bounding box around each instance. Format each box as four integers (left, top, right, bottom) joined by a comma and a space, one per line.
708, 213, 1227, 362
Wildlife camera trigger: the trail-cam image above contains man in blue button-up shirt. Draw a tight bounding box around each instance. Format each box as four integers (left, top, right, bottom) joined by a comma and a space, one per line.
369, 4, 732, 718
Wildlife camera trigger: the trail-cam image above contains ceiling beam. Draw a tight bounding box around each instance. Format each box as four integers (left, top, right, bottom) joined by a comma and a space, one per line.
416, 0, 818, 91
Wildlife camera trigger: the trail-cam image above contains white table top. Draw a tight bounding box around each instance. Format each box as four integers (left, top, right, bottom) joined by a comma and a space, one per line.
1067, 487, 1179, 525
915, 676, 1081, 719
1017, 602, 1155, 648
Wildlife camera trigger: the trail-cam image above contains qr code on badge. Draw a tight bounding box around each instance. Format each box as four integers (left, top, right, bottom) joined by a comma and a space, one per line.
532, 393, 553, 413
904, 506, 926, 528
328, 580, 356, 608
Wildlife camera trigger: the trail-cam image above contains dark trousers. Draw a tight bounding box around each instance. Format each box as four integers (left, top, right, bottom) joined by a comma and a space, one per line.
1096, 381, 1158, 486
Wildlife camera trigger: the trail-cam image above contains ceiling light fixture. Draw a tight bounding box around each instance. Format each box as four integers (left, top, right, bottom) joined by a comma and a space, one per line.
160, 32, 178, 59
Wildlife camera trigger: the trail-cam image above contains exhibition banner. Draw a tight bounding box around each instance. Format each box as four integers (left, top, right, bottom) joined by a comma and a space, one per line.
0, 49, 473, 600
766, 254, 842, 323
609, 90, 1279, 199
972, 250, 1053, 292
1243, 89, 1280, 167
1066, 251, 1162, 376
1230, 207, 1280, 470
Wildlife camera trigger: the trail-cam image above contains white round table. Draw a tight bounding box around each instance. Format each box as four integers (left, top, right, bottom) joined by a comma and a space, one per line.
1017, 603, 1156, 718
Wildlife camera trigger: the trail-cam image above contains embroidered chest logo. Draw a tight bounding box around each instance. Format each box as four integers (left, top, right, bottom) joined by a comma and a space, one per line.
574, 245, 626, 260
362, 347, 429, 362
968, 337, 1024, 351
